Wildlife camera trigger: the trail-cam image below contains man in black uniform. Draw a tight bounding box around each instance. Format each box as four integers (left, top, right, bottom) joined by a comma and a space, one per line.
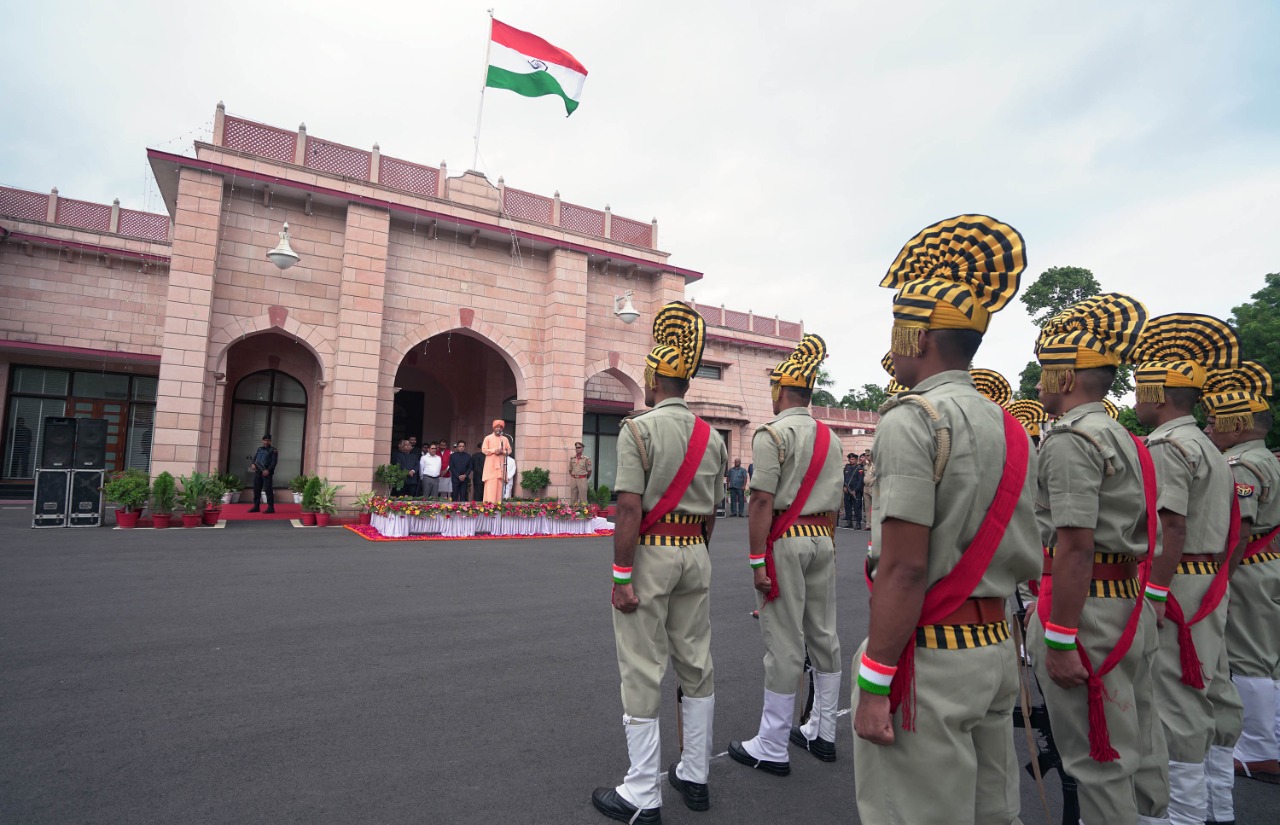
248, 434, 279, 513
841, 453, 859, 528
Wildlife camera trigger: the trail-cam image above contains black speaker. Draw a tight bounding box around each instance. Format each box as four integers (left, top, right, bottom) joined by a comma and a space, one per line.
74, 418, 108, 470
41, 417, 76, 469
33, 469, 69, 528
68, 470, 104, 527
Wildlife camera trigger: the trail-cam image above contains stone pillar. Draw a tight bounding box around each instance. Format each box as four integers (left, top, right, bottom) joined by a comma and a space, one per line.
317, 203, 390, 503
151, 168, 224, 480
519, 248, 587, 498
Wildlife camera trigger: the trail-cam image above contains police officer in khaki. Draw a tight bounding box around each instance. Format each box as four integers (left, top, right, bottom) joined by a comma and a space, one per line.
569, 442, 592, 503
727, 334, 844, 773
1131, 314, 1240, 824
851, 215, 1041, 825
592, 302, 727, 824
1027, 293, 1170, 824
1202, 362, 1280, 794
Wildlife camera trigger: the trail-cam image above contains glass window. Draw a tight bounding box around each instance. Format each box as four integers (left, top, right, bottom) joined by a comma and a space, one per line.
74, 372, 130, 400
272, 374, 306, 405
126, 405, 155, 472
226, 370, 308, 489
235, 373, 273, 402
12, 367, 70, 396
132, 376, 158, 401
695, 364, 722, 380
5, 397, 64, 479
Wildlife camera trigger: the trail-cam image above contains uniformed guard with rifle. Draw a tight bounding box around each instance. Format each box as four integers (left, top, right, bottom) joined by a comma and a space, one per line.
248, 433, 278, 513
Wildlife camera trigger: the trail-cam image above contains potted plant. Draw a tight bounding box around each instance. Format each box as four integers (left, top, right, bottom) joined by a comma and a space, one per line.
590, 484, 613, 516
219, 472, 242, 505
353, 491, 375, 525
289, 474, 309, 504
519, 466, 551, 499
202, 476, 227, 525
103, 468, 150, 528
374, 463, 410, 496
151, 471, 176, 528
314, 479, 344, 526
178, 472, 208, 527
300, 475, 323, 526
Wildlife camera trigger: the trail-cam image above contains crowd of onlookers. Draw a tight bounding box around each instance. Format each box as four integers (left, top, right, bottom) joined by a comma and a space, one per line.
390, 435, 515, 501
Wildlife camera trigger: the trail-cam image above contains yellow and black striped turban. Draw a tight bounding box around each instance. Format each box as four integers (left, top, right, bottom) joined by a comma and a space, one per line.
645, 302, 706, 384
1102, 399, 1119, 420
881, 351, 909, 393
1132, 313, 1239, 404
1203, 361, 1272, 432
1007, 399, 1050, 438
880, 215, 1027, 356
970, 368, 1012, 406
771, 334, 828, 389
1035, 293, 1147, 394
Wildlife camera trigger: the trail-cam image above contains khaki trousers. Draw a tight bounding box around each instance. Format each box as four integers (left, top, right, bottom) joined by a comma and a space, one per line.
1155, 570, 1229, 761
612, 542, 714, 718
1224, 557, 1280, 678
570, 476, 589, 503
1209, 622, 1244, 748
852, 637, 1023, 825
1028, 598, 1169, 824
755, 534, 840, 693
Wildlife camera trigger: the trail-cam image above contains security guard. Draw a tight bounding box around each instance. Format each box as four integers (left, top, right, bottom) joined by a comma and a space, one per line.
729, 334, 844, 773
1202, 362, 1280, 792
248, 433, 278, 513
1132, 314, 1240, 824
569, 442, 592, 503
1027, 293, 1171, 824
851, 215, 1042, 825
592, 303, 727, 824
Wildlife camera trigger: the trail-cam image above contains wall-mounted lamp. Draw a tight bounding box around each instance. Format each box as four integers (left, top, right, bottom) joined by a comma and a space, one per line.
267, 222, 300, 270
614, 289, 640, 324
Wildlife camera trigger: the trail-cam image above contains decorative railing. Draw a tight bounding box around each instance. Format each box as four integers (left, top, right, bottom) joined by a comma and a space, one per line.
694, 303, 801, 340
811, 406, 880, 426
213, 105, 658, 248
0, 185, 171, 242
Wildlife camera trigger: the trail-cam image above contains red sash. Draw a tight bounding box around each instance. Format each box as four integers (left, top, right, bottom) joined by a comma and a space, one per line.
1164, 491, 1241, 688
638, 416, 712, 535
1035, 432, 1157, 763
868, 408, 1030, 731
762, 421, 833, 604
1245, 524, 1280, 558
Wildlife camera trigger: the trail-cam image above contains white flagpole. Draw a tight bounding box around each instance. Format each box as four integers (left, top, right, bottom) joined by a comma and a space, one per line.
472, 8, 496, 171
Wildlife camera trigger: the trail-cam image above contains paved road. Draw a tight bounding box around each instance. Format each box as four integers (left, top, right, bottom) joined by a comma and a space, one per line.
0, 509, 1273, 823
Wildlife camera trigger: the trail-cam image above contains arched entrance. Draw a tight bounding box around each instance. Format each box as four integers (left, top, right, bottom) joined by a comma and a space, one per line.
392, 332, 519, 457
582, 369, 643, 492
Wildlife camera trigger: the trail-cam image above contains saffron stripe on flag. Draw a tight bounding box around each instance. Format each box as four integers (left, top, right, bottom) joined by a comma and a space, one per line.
492, 20, 587, 75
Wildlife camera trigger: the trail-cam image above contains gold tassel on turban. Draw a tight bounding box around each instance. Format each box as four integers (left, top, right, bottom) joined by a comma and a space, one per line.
1007, 399, 1050, 438
644, 302, 706, 387
1203, 361, 1272, 432
880, 215, 1027, 357
1034, 293, 1147, 394
970, 368, 1012, 406
882, 351, 909, 393
770, 334, 828, 400
1131, 313, 1239, 404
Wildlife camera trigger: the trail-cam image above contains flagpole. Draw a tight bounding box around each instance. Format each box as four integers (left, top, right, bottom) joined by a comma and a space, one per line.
472, 8, 495, 171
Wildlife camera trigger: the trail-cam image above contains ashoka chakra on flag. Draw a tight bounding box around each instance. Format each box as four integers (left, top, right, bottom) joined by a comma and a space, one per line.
486, 19, 588, 116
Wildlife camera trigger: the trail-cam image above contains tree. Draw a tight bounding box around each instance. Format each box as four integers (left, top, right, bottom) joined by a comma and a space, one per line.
840, 383, 891, 412
1016, 362, 1041, 401
812, 368, 838, 408
1229, 272, 1280, 449
1115, 406, 1150, 437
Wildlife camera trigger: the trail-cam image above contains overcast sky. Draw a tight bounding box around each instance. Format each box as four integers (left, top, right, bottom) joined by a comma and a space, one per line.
3, 0, 1278, 398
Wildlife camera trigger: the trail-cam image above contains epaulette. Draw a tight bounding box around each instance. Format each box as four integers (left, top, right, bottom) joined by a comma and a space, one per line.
1041, 423, 1118, 477
754, 423, 785, 465
1231, 453, 1273, 504
621, 416, 652, 473
1146, 434, 1193, 467
876, 393, 951, 483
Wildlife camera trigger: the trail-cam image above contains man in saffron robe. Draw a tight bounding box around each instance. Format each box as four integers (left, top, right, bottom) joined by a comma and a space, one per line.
482, 420, 511, 503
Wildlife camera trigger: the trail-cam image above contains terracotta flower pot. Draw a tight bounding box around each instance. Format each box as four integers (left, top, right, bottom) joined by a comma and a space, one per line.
116, 509, 141, 528
316, 513, 332, 527
182, 514, 202, 528
153, 513, 172, 529
358, 512, 372, 525
202, 508, 221, 526
300, 512, 317, 526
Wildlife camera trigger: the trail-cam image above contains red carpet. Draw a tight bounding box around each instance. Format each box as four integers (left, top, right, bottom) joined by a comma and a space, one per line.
220, 502, 303, 522
344, 525, 614, 542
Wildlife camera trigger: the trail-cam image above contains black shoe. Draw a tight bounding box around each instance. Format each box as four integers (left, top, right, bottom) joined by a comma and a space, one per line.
248, 507, 260, 513
1205, 821, 1236, 825
789, 726, 837, 762
727, 740, 790, 776
264, 508, 275, 514
667, 763, 709, 811
591, 787, 660, 824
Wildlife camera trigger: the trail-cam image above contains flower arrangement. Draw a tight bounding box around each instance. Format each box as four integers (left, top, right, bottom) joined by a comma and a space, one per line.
364, 497, 595, 520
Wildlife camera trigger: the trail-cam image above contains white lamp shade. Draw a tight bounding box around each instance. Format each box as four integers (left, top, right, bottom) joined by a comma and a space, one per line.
267, 222, 300, 270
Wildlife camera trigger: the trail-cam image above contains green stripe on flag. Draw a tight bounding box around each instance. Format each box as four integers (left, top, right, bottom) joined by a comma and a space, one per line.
486, 66, 579, 115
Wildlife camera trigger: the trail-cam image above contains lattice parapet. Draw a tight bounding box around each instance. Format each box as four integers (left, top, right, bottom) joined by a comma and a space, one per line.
305, 137, 372, 179
56, 198, 111, 231
0, 187, 49, 221
379, 156, 439, 198
777, 320, 802, 339
693, 303, 724, 325
221, 116, 297, 163
752, 315, 777, 336
609, 215, 652, 247
560, 201, 605, 237
118, 208, 171, 241
503, 187, 554, 223
723, 309, 751, 332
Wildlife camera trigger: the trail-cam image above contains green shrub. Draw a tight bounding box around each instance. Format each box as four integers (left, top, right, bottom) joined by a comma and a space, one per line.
178, 471, 209, 514
289, 474, 309, 494
374, 463, 409, 494
590, 484, 611, 507
302, 475, 323, 512
152, 471, 176, 513
315, 479, 344, 514
103, 469, 150, 512
520, 466, 550, 494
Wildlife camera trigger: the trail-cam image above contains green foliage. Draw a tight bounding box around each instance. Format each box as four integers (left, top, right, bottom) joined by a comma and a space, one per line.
520, 466, 551, 493
103, 468, 151, 512
1016, 362, 1041, 401
839, 383, 891, 412
289, 474, 310, 494
203, 475, 227, 507
374, 463, 409, 494
811, 390, 838, 407
1115, 406, 1151, 437
1229, 272, 1280, 449
590, 484, 612, 507
302, 475, 323, 512
178, 471, 210, 514
1020, 266, 1102, 327
353, 491, 376, 512
314, 479, 344, 515
151, 471, 176, 513
219, 472, 243, 492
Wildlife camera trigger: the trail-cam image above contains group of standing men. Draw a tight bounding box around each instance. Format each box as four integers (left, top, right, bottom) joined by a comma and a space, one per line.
590, 215, 1280, 825
390, 421, 515, 503
840, 451, 874, 530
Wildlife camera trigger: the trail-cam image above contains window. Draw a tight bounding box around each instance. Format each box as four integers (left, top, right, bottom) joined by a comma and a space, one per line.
581, 413, 625, 494
695, 364, 723, 380
226, 370, 307, 489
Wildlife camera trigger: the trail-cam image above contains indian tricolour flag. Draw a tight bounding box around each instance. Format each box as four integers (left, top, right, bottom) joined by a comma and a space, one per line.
486, 19, 588, 116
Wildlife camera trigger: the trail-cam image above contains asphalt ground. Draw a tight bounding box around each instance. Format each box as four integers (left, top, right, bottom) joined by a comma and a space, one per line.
1, 507, 1274, 824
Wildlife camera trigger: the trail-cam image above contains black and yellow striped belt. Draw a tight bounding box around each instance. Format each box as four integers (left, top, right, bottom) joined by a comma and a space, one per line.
1044, 548, 1140, 599
916, 621, 1011, 650
1242, 551, 1280, 567
1177, 553, 1221, 575
638, 513, 705, 547
772, 511, 834, 540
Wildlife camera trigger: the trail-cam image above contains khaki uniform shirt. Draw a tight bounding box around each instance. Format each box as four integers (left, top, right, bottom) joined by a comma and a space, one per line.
750, 407, 844, 513
614, 398, 728, 515
1147, 416, 1232, 553
1037, 402, 1152, 558
1227, 439, 1280, 533
869, 370, 1041, 596
570, 455, 592, 478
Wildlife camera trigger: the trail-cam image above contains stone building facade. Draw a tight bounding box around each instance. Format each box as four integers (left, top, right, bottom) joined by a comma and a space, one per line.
0, 104, 876, 502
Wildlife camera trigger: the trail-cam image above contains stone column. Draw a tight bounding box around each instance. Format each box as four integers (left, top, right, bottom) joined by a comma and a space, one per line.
317, 203, 390, 503
151, 168, 224, 480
